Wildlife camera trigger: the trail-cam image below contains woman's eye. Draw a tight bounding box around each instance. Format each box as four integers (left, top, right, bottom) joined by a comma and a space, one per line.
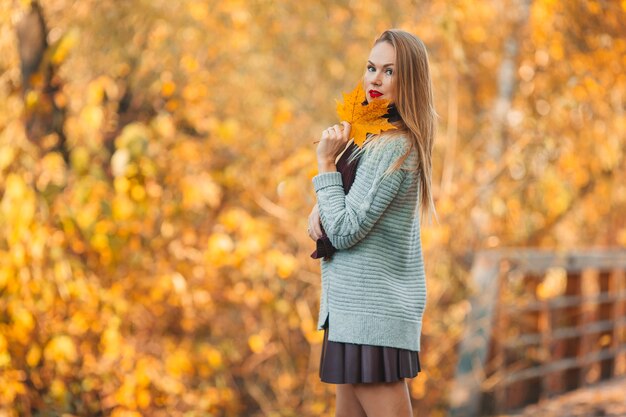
366, 65, 392, 75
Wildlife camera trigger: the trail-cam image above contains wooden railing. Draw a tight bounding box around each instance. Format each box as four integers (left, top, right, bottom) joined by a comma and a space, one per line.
448, 248, 626, 417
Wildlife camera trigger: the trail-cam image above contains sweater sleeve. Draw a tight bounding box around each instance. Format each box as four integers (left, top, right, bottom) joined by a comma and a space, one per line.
312, 139, 408, 250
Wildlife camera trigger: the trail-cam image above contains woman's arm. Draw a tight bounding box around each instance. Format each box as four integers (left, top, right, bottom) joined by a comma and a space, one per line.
312, 138, 408, 250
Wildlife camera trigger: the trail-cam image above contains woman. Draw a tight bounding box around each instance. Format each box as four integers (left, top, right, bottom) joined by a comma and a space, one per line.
307, 29, 438, 417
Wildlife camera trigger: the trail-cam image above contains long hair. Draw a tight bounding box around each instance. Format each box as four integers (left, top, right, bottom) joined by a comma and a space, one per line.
349, 29, 439, 225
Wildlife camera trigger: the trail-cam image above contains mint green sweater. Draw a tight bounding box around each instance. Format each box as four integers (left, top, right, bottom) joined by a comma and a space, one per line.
312, 135, 427, 351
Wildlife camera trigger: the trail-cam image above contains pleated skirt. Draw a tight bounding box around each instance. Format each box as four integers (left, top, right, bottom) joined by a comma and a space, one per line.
319, 317, 421, 384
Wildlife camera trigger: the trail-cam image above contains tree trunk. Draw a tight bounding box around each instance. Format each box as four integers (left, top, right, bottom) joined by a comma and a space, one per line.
16, 0, 69, 165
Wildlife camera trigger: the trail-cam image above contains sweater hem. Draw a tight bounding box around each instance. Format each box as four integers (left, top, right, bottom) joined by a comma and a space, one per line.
322, 308, 422, 351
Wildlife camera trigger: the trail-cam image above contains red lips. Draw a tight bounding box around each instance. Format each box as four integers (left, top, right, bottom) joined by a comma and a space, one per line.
369, 90, 383, 98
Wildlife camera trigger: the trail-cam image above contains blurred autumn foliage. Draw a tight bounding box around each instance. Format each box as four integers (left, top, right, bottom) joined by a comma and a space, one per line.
0, 0, 624, 416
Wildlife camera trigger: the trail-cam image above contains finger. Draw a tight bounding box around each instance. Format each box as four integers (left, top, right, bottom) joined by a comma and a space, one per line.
341, 121, 351, 140
320, 128, 330, 141
336, 124, 348, 142
307, 222, 315, 240
313, 216, 323, 238
332, 124, 343, 140
308, 211, 319, 239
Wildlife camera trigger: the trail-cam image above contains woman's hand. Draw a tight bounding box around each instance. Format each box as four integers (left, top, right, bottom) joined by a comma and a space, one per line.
307, 203, 323, 241
316, 121, 351, 169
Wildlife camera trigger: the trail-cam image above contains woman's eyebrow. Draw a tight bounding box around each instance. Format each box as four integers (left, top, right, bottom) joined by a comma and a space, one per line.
368, 60, 394, 67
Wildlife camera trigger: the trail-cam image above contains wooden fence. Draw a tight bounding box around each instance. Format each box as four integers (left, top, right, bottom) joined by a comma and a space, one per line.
448, 248, 626, 417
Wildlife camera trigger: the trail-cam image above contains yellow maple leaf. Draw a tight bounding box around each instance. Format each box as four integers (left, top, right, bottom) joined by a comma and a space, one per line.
336, 83, 397, 147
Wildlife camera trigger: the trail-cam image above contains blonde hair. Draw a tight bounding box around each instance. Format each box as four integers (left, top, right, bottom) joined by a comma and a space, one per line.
349, 29, 439, 225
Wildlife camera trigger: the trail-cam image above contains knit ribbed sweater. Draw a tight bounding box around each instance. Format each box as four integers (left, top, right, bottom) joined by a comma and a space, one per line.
312, 135, 427, 351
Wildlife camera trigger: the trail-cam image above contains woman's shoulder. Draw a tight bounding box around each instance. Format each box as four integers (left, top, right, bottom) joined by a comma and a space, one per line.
362, 131, 410, 156
362, 132, 415, 168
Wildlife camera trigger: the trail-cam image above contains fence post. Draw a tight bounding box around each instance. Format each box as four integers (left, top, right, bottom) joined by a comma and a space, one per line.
448, 251, 501, 417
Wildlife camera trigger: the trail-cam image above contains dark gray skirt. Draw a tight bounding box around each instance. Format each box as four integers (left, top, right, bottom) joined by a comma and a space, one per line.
319, 318, 421, 384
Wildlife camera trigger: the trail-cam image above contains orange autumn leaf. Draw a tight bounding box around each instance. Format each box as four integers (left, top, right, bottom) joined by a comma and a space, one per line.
336, 83, 397, 147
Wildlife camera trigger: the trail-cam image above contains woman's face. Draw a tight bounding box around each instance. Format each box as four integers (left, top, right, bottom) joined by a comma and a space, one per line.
363, 41, 396, 105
